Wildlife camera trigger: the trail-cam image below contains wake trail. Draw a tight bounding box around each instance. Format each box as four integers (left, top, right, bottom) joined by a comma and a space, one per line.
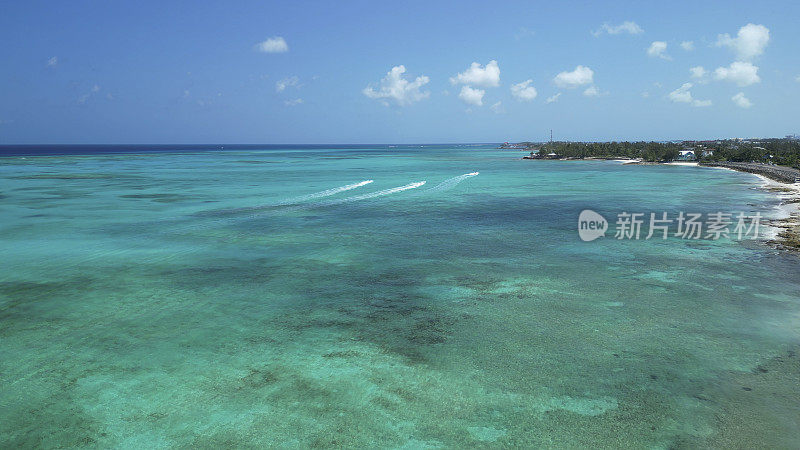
275, 179, 374, 206
428, 172, 479, 192
311, 181, 426, 207
197, 180, 374, 217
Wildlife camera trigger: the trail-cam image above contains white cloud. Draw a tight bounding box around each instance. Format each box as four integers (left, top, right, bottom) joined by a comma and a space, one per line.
275, 76, 299, 92
690, 66, 707, 79
583, 86, 601, 97
647, 41, 671, 60
796, 75, 800, 83
583, 86, 600, 97
458, 86, 485, 106
668, 82, 711, 107
554, 65, 593, 88
732, 92, 752, 108
77, 85, 101, 105
450, 60, 500, 87
714, 61, 760, 86
716, 23, 769, 61
490, 101, 504, 114
363, 65, 430, 106
593, 21, 643, 36
689, 66, 709, 83
510, 79, 538, 101
545, 93, 561, 103
47, 56, 58, 67
284, 98, 304, 106
256, 37, 289, 53
680, 41, 694, 51
668, 83, 693, 103
515, 27, 536, 40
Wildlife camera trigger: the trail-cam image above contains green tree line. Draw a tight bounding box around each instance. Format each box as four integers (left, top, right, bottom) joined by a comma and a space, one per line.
537, 141, 681, 162
699, 139, 800, 168
529, 138, 800, 167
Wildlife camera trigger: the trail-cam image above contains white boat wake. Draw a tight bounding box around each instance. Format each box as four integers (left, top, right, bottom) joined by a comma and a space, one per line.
313, 181, 426, 207
202, 179, 375, 216
275, 179, 374, 205
175, 179, 425, 236
428, 172, 479, 192
190, 172, 472, 228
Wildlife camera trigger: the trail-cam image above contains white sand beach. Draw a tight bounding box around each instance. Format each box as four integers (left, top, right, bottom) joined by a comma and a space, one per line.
664, 161, 699, 166
753, 174, 800, 240
665, 161, 800, 242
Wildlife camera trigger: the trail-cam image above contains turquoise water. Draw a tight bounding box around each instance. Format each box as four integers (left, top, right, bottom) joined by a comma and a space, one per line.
1, 145, 799, 448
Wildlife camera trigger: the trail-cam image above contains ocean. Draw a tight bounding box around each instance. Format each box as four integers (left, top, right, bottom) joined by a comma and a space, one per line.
1, 144, 798, 447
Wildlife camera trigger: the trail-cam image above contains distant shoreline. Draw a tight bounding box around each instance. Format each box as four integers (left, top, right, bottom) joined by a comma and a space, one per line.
522, 156, 800, 252
700, 163, 800, 248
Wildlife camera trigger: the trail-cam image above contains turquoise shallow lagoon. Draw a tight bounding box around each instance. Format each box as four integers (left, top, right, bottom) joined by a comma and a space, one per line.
1, 145, 799, 447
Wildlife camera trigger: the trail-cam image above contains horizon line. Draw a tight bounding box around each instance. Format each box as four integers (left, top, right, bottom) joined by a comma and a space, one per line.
0, 136, 795, 147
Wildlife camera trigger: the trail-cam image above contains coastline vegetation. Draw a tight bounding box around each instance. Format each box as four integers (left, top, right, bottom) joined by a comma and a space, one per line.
536, 141, 681, 162
698, 139, 800, 168
510, 138, 800, 168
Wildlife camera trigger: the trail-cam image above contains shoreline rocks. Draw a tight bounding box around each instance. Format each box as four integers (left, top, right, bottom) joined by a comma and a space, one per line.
700, 162, 800, 184
697, 162, 800, 251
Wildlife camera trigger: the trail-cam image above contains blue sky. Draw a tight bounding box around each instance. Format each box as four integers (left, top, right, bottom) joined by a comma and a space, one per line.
1, 0, 799, 144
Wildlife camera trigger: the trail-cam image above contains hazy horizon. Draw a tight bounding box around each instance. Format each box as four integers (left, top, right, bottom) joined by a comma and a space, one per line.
0, 135, 793, 148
